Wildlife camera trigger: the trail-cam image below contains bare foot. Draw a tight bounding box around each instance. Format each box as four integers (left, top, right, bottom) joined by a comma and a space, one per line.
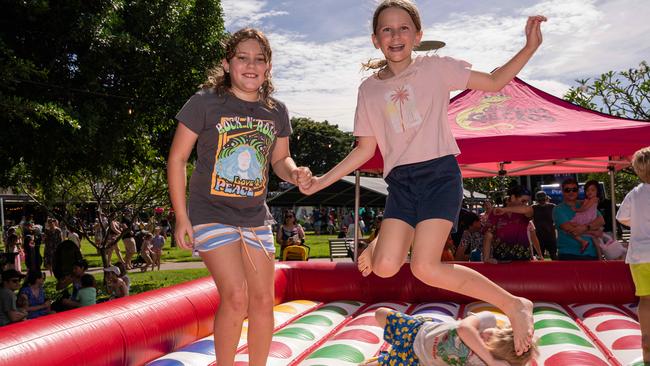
357, 240, 375, 277
505, 297, 534, 355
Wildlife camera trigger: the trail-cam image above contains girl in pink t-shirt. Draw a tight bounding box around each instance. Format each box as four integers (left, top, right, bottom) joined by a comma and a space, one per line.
570, 180, 604, 252
300, 0, 546, 356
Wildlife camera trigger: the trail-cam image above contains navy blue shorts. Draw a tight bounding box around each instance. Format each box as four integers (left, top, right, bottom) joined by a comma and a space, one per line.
384, 155, 463, 230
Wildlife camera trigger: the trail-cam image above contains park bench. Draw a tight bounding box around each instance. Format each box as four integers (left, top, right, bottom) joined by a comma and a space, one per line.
327, 238, 354, 261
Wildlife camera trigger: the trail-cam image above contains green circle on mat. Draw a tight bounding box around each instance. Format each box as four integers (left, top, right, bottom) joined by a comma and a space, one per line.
307, 344, 365, 362
338, 300, 362, 306
534, 306, 569, 317
318, 305, 348, 316
274, 327, 316, 340
535, 319, 579, 330
538, 332, 593, 348
294, 315, 334, 326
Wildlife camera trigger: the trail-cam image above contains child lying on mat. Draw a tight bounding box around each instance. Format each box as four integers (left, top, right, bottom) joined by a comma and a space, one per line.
360, 308, 538, 366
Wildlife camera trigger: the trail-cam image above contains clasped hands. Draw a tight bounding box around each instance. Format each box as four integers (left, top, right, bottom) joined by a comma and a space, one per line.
291, 167, 320, 195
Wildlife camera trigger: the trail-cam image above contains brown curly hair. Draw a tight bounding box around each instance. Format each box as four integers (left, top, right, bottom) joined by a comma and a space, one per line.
201, 28, 275, 108
362, 0, 422, 71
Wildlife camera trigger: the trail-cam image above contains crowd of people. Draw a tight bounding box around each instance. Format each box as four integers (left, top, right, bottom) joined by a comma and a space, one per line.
446, 178, 628, 265
0, 210, 175, 327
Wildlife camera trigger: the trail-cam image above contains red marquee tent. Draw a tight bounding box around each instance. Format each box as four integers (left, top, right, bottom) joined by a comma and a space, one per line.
360, 77, 650, 178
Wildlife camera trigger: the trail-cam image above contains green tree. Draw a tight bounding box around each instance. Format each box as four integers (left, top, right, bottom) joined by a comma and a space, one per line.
274, 117, 353, 189
565, 61, 649, 201
564, 61, 649, 120
0, 0, 226, 188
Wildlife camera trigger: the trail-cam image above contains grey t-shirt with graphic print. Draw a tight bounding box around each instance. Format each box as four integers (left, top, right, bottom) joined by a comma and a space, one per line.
176, 90, 291, 227
414, 311, 497, 366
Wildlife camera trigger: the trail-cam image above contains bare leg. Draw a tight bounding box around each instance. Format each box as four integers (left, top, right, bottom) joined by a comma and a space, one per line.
200, 243, 248, 366
409, 219, 533, 355
357, 219, 413, 277
640, 295, 650, 364
241, 244, 275, 366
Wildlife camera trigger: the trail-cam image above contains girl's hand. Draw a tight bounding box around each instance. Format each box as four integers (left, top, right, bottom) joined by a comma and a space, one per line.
525, 15, 547, 51
300, 176, 321, 196
292, 166, 313, 188
174, 217, 194, 250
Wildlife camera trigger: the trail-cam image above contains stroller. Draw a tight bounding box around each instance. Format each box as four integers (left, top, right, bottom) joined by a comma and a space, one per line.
129, 230, 148, 269
280, 236, 310, 261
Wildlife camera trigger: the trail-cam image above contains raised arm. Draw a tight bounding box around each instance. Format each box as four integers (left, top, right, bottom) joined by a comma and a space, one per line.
494, 205, 533, 217
457, 315, 509, 366
467, 16, 546, 92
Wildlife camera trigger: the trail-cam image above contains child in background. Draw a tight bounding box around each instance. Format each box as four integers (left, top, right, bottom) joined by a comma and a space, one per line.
140, 232, 155, 272
103, 265, 128, 299
115, 261, 131, 293
77, 274, 97, 307
151, 227, 165, 271
301, 0, 545, 354
15, 293, 29, 317
570, 180, 604, 252
360, 307, 538, 366
616, 146, 650, 365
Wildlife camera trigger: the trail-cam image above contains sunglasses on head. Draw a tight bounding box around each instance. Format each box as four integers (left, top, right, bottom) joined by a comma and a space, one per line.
563, 187, 579, 193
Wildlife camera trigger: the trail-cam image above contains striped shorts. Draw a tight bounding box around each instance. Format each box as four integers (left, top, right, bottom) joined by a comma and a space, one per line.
192, 223, 276, 254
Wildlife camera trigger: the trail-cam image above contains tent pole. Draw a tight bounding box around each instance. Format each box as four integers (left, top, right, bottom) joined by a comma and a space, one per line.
608, 166, 618, 239
0, 197, 4, 244
354, 170, 361, 262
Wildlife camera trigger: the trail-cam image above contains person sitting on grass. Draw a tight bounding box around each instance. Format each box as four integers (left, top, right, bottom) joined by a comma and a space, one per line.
360, 307, 538, 366
103, 265, 128, 300
76, 274, 97, 307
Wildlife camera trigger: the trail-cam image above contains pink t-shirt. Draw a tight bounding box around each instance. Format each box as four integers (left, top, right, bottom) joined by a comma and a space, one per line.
354, 55, 471, 177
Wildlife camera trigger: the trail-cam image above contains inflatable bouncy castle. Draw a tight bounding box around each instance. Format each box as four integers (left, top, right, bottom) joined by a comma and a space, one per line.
0, 261, 644, 365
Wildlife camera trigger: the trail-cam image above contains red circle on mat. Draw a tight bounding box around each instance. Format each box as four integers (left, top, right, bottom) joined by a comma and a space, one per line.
348, 316, 379, 327
244, 341, 292, 358
596, 319, 640, 332
545, 351, 608, 366
583, 307, 625, 318
332, 329, 380, 343
612, 335, 642, 350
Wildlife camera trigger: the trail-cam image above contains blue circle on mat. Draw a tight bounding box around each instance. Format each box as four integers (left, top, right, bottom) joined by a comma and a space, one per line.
178, 340, 215, 355
147, 359, 185, 366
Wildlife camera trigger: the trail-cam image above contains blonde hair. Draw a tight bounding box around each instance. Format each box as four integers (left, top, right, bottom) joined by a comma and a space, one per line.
632, 146, 650, 184
486, 328, 538, 366
362, 0, 422, 71
201, 28, 275, 108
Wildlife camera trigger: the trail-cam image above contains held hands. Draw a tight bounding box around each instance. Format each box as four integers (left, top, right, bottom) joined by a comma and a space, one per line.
299, 176, 322, 196
292, 166, 313, 189
525, 15, 547, 51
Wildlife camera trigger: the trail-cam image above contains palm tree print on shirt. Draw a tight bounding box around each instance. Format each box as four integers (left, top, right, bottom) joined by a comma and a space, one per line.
385, 84, 422, 133
391, 86, 410, 132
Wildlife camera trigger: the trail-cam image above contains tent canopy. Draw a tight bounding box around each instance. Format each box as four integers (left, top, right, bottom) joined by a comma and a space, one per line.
268, 176, 485, 207
360, 77, 650, 177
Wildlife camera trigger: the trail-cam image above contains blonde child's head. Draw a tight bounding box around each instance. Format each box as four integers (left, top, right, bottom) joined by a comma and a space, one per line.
364, 0, 422, 70
632, 146, 650, 184
484, 327, 538, 366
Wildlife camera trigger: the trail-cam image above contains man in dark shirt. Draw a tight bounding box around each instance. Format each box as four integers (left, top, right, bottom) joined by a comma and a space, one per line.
532, 191, 557, 259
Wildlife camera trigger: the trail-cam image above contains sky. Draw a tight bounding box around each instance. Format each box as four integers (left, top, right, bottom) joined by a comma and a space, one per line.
221, 0, 650, 131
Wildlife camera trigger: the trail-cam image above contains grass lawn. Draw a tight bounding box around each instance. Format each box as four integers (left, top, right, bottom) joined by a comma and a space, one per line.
69, 231, 344, 267
43, 268, 211, 299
